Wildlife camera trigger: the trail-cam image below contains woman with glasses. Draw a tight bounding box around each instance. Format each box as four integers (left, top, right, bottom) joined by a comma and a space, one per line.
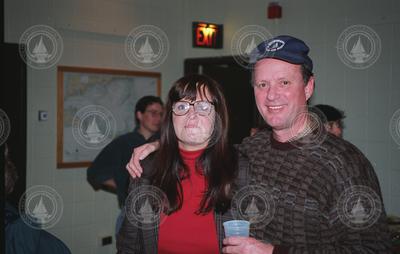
117, 74, 237, 254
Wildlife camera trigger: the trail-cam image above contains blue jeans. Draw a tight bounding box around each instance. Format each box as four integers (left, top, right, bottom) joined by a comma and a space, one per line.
115, 206, 125, 236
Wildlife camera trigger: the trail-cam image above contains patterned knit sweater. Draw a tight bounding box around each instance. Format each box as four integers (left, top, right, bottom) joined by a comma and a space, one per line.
237, 129, 392, 253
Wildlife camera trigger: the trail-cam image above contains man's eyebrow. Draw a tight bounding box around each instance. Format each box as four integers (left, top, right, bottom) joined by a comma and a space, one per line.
276, 77, 291, 81
255, 77, 290, 83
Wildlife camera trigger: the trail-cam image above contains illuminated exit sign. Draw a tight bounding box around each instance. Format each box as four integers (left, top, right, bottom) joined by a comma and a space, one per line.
192, 22, 223, 49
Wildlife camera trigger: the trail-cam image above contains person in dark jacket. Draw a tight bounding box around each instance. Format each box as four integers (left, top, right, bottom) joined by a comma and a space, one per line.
3, 144, 71, 254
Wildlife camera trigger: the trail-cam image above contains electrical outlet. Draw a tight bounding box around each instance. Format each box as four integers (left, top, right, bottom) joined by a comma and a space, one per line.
100, 236, 112, 246
38, 110, 48, 121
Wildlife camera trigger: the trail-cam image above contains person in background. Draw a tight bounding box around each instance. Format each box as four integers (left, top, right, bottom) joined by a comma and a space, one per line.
117, 74, 237, 254
87, 95, 163, 234
314, 104, 345, 138
3, 144, 71, 254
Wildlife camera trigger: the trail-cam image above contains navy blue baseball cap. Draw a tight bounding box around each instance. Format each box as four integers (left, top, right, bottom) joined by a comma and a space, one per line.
249, 35, 313, 72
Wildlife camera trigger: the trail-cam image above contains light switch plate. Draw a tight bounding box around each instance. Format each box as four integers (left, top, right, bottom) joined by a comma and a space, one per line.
38, 110, 48, 121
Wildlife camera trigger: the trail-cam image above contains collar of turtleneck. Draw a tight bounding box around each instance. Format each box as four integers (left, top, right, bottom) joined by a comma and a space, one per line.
179, 148, 205, 161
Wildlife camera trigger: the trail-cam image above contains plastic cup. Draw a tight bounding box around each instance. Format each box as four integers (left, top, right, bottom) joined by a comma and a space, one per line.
223, 220, 250, 237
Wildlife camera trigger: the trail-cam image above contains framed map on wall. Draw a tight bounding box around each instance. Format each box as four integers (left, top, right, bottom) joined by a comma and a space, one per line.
57, 66, 161, 168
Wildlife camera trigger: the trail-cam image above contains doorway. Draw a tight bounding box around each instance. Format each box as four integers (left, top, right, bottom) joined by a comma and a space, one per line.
1, 43, 27, 208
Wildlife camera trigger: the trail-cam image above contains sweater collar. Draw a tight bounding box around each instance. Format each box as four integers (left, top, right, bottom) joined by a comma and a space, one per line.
179, 148, 205, 160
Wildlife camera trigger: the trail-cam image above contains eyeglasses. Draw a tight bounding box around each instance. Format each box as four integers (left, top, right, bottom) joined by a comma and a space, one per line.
145, 110, 163, 117
172, 101, 214, 116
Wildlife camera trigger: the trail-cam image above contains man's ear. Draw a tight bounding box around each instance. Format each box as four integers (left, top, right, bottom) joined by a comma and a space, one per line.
323, 122, 331, 131
305, 76, 315, 100
136, 111, 143, 122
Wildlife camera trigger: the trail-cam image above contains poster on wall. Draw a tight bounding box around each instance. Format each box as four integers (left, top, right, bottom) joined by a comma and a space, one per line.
57, 66, 161, 168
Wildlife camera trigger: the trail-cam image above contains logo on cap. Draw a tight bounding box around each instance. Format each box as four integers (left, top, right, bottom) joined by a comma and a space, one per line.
265, 39, 285, 52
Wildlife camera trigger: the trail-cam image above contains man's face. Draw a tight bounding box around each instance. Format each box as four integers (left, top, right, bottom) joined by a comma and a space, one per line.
325, 121, 343, 138
137, 103, 163, 134
253, 58, 314, 135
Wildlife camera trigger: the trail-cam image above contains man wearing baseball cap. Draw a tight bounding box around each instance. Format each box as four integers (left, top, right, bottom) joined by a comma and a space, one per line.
222, 35, 391, 253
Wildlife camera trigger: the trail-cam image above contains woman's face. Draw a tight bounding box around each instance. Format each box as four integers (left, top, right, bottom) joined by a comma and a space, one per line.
172, 89, 216, 151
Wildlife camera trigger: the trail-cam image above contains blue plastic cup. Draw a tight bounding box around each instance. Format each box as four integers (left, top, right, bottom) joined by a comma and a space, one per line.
223, 220, 250, 237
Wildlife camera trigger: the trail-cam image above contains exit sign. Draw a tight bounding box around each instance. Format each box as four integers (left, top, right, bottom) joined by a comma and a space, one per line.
192, 22, 223, 49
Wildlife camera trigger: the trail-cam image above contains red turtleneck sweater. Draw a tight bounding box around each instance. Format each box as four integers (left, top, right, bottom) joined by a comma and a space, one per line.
158, 148, 219, 254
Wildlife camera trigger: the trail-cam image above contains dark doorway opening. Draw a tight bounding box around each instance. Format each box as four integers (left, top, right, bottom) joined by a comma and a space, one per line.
1, 43, 27, 208
184, 56, 260, 145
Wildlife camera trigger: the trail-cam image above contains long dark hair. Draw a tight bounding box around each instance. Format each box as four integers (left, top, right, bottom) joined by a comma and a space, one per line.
152, 74, 236, 214
3, 144, 18, 196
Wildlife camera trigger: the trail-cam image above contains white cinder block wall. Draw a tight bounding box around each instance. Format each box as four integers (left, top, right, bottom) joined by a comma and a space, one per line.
5, 0, 400, 253
5, 0, 185, 253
